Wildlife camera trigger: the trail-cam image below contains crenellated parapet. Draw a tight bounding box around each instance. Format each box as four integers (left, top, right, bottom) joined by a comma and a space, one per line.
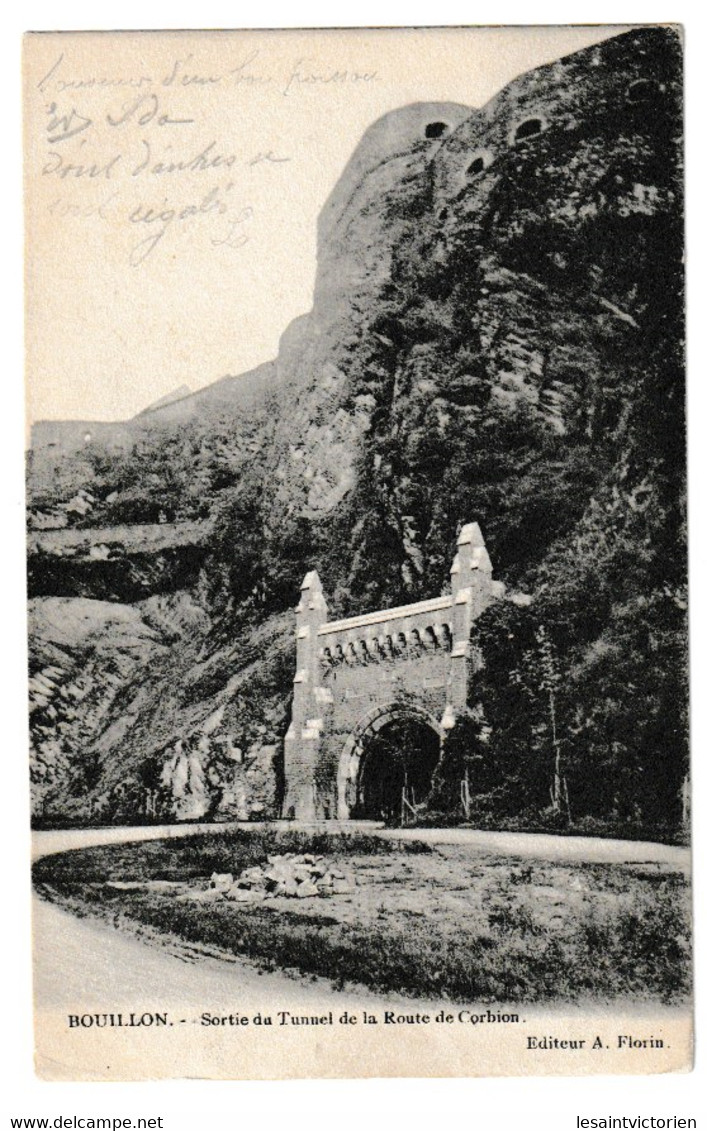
282, 522, 496, 820
318, 594, 454, 670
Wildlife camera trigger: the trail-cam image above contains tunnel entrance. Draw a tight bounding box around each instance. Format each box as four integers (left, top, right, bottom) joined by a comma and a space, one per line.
351, 716, 441, 823
425, 121, 449, 139
513, 117, 544, 143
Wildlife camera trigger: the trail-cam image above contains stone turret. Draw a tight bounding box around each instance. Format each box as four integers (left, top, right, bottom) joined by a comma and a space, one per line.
294, 571, 328, 684
445, 523, 493, 724
282, 571, 330, 820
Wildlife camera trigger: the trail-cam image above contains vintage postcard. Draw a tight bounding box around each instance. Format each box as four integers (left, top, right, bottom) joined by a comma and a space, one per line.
23, 25, 690, 1081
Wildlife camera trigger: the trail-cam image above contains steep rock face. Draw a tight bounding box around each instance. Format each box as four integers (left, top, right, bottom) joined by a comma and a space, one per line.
316, 101, 472, 312
426, 27, 681, 429
27, 28, 686, 834
261, 103, 473, 527
29, 592, 290, 824
263, 26, 682, 601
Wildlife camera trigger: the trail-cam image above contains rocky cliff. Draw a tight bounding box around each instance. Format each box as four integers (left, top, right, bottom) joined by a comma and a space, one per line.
27, 27, 686, 838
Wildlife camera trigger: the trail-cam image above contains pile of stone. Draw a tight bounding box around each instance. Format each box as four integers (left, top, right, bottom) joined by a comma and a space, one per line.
208, 853, 357, 903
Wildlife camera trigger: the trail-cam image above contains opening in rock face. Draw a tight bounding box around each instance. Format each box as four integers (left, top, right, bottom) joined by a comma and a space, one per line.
351, 717, 441, 822
627, 78, 660, 105
513, 117, 544, 143
467, 155, 487, 176
425, 121, 449, 139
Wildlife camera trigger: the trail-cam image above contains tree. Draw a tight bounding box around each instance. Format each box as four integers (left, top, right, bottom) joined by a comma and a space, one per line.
534, 625, 570, 819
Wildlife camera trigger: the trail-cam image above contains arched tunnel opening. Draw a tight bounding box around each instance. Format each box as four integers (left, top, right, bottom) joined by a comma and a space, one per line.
513, 116, 544, 143
351, 716, 441, 823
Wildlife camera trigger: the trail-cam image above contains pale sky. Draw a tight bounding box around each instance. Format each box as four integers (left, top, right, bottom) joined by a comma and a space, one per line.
24, 25, 624, 426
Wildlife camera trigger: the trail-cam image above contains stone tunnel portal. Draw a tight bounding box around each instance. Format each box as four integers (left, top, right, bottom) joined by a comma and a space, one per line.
282, 522, 497, 822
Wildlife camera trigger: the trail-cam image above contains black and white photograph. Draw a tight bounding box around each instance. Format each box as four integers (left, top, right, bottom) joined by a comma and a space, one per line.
21, 21, 691, 1083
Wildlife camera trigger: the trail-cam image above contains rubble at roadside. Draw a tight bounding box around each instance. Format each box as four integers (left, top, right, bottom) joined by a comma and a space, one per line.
202, 852, 357, 903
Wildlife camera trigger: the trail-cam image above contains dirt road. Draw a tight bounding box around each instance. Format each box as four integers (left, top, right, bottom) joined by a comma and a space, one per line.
32, 822, 690, 868
33, 895, 400, 1012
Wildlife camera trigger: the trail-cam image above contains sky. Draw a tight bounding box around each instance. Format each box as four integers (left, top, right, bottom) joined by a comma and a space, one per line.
24, 25, 623, 427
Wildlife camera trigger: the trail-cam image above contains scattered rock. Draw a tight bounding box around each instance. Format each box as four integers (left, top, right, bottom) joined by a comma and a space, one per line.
296, 879, 319, 899
225, 886, 264, 903
197, 854, 359, 903
240, 866, 265, 884
210, 872, 234, 889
